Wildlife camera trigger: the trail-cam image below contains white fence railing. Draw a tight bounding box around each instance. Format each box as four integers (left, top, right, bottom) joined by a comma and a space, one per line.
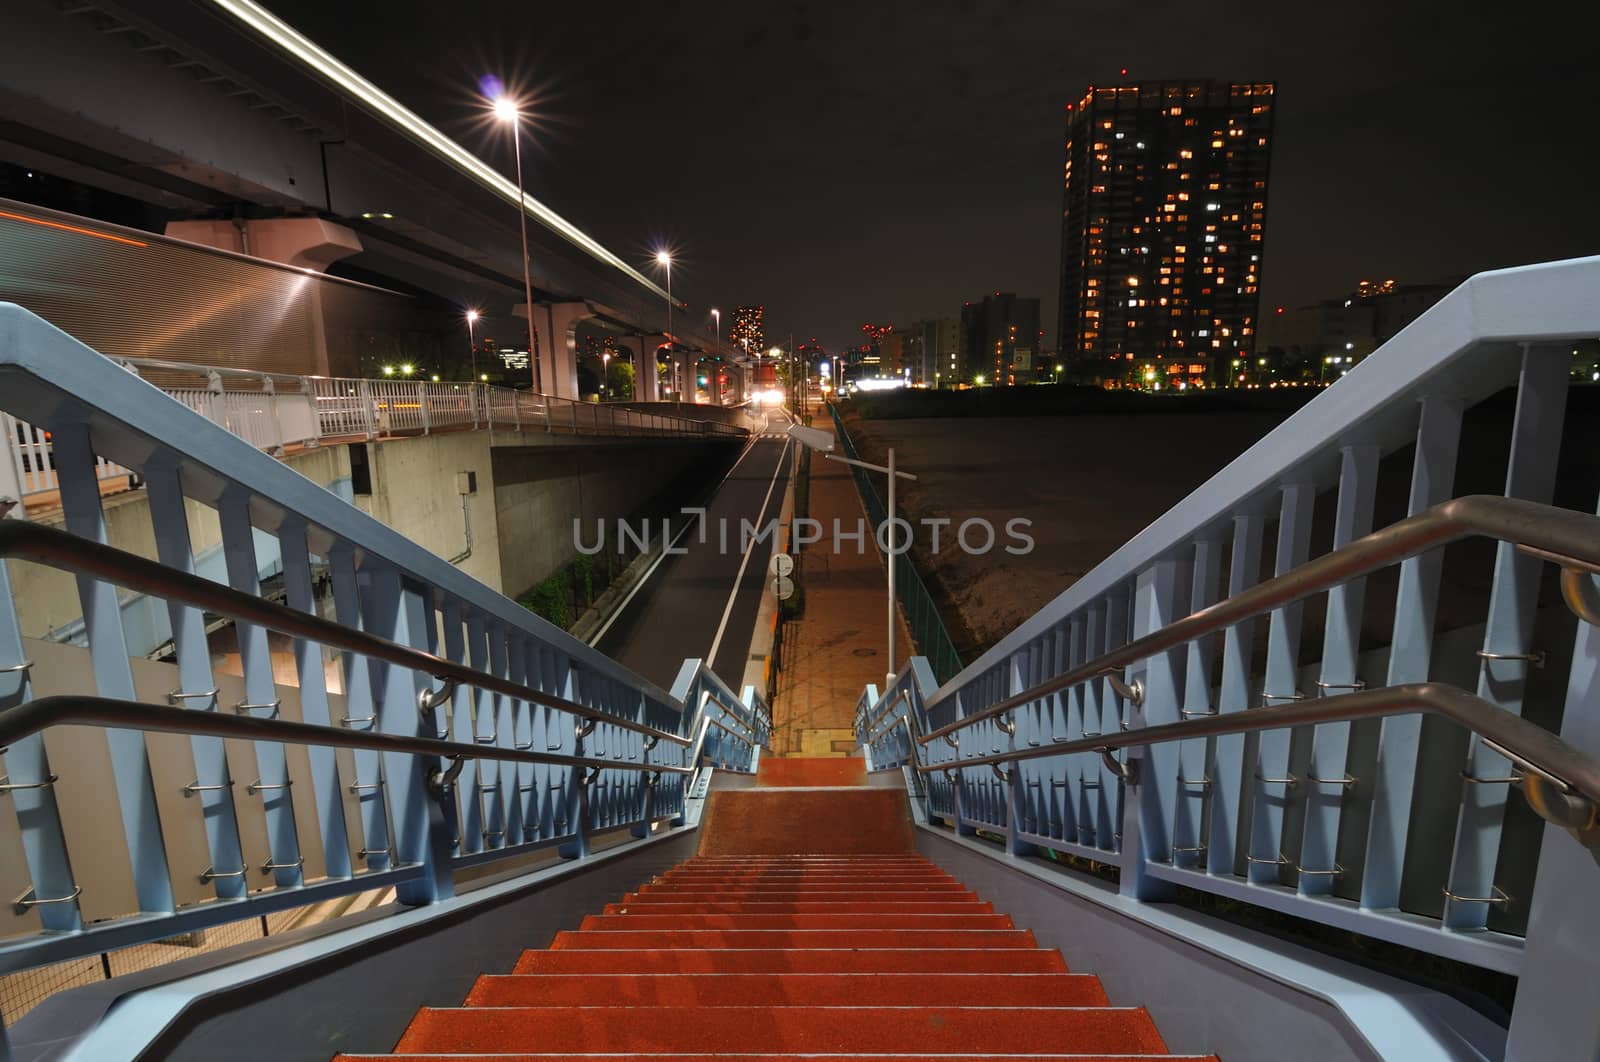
1, 359, 744, 516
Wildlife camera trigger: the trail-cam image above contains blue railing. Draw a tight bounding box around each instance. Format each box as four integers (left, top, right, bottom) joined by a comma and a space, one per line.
858, 257, 1600, 1060
0, 304, 767, 1029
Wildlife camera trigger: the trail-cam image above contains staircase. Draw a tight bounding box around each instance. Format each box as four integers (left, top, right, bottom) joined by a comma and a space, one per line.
337, 759, 1213, 1061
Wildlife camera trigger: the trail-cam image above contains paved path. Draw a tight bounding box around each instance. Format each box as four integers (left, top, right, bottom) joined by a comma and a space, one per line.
769, 423, 911, 757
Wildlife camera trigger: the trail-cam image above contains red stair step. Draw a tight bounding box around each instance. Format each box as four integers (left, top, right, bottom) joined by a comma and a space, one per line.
512, 947, 1069, 974
394, 1004, 1169, 1055
340, 1055, 1209, 1062
607, 900, 995, 914
464, 971, 1110, 1007
636, 883, 975, 895
550, 928, 1038, 949
579, 913, 1016, 930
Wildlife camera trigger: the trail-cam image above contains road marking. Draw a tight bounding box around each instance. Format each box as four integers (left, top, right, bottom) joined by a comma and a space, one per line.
706, 437, 791, 668
588, 430, 770, 647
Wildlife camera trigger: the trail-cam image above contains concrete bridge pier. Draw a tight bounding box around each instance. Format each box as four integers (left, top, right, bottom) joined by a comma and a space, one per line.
616, 335, 665, 401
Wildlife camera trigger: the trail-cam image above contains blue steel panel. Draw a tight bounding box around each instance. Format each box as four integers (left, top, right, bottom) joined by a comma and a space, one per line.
52, 423, 175, 914
276, 519, 353, 880
1129, 556, 1188, 899
0, 562, 79, 932
328, 545, 393, 870
145, 465, 247, 898
1175, 536, 1222, 867
1297, 446, 1379, 894
1444, 348, 1569, 930
1209, 513, 1264, 877
217, 492, 304, 888
1360, 396, 1462, 909
1247, 484, 1315, 885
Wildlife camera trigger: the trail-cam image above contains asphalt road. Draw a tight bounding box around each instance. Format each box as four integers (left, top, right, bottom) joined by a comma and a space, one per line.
594, 409, 794, 693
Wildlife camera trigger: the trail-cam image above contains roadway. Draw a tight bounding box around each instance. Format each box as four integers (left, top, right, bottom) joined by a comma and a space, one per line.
593, 408, 795, 692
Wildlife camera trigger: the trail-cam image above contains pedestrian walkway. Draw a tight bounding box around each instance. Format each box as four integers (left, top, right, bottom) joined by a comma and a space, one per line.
769, 430, 912, 757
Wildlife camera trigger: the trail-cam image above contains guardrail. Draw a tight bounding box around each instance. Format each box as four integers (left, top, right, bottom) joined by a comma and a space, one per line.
857, 257, 1600, 1060
1, 355, 744, 517
826, 402, 964, 683
0, 304, 767, 1028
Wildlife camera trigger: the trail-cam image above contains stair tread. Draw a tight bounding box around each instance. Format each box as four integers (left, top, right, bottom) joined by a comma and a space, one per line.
465, 971, 1109, 1006
395, 1004, 1168, 1054
551, 929, 1038, 949
513, 948, 1070, 974
580, 913, 1015, 929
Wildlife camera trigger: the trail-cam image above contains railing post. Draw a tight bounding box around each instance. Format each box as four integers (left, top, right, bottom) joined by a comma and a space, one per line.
52, 424, 180, 915
146, 461, 249, 899
218, 489, 305, 888
1123, 558, 1184, 901
0, 414, 25, 519
1444, 347, 1569, 931
361, 562, 453, 904
359, 379, 376, 440
278, 516, 356, 880
1504, 524, 1600, 1061
418, 382, 430, 435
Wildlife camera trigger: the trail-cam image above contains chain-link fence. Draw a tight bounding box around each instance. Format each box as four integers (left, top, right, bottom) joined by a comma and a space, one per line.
827, 403, 963, 684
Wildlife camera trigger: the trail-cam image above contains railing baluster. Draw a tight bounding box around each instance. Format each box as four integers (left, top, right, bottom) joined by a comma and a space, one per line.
1443, 347, 1570, 930
53, 423, 179, 914
0, 562, 82, 932
1209, 512, 1265, 876
1175, 536, 1223, 865
328, 543, 392, 869
279, 520, 354, 880
146, 463, 249, 898
360, 563, 449, 902
459, 610, 491, 853
1297, 445, 1378, 895
218, 492, 305, 888
1128, 556, 1187, 898
1246, 482, 1315, 885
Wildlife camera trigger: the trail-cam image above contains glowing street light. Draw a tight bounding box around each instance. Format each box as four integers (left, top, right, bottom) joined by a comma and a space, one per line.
654, 249, 675, 400
382, 365, 395, 376
711, 307, 721, 399
492, 91, 540, 393
465, 308, 481, 382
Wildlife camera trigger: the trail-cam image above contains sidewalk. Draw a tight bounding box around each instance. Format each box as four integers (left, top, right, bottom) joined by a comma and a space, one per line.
769, 431, 912, 757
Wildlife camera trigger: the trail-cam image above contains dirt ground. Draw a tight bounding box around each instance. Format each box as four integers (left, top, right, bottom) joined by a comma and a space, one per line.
846, 411, 1292, 655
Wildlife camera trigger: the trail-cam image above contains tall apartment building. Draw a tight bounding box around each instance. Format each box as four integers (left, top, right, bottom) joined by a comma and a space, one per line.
729, 305, 765, 358
914, 317, 960, 386
960, 293, 1042, 386
1057, 79, 1275, 389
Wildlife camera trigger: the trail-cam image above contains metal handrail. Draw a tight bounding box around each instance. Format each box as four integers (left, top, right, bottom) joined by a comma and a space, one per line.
919, 495, 1600, 744
0, 696, 691, 777
912, 682, 1600, 840
0, 521, 690, 747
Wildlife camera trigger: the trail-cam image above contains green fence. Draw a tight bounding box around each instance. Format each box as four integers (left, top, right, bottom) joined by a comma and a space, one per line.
827, 403, 964, 684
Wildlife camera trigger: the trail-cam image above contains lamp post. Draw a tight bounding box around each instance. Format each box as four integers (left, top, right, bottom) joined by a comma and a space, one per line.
786, 423, 917, 689
711, 308, 721, 403
465, 309, 480, 381
653, 250, 675, 400
493, 95, 540, 394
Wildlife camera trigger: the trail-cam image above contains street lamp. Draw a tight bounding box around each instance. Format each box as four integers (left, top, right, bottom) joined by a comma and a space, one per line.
786, 423, 918, 689
492, 93, 540, 394
711, 308, 721, 402
655, 249, 675, 400
465, 308, 481, 382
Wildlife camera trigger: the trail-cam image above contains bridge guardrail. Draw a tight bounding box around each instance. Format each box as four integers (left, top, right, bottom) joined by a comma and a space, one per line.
0, 355, 744, 518
0, 303, 763, 1028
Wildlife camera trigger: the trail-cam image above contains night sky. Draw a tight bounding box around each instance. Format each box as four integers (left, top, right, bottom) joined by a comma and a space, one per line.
268, 0, 1597, 352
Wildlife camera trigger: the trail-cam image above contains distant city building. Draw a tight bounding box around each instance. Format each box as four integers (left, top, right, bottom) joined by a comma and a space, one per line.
730, 305, 765, 357
1257, 277, 1458, 382
960, 293, 1042, 386
912, 318, 959, 386
1057, 79, 1276, 390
